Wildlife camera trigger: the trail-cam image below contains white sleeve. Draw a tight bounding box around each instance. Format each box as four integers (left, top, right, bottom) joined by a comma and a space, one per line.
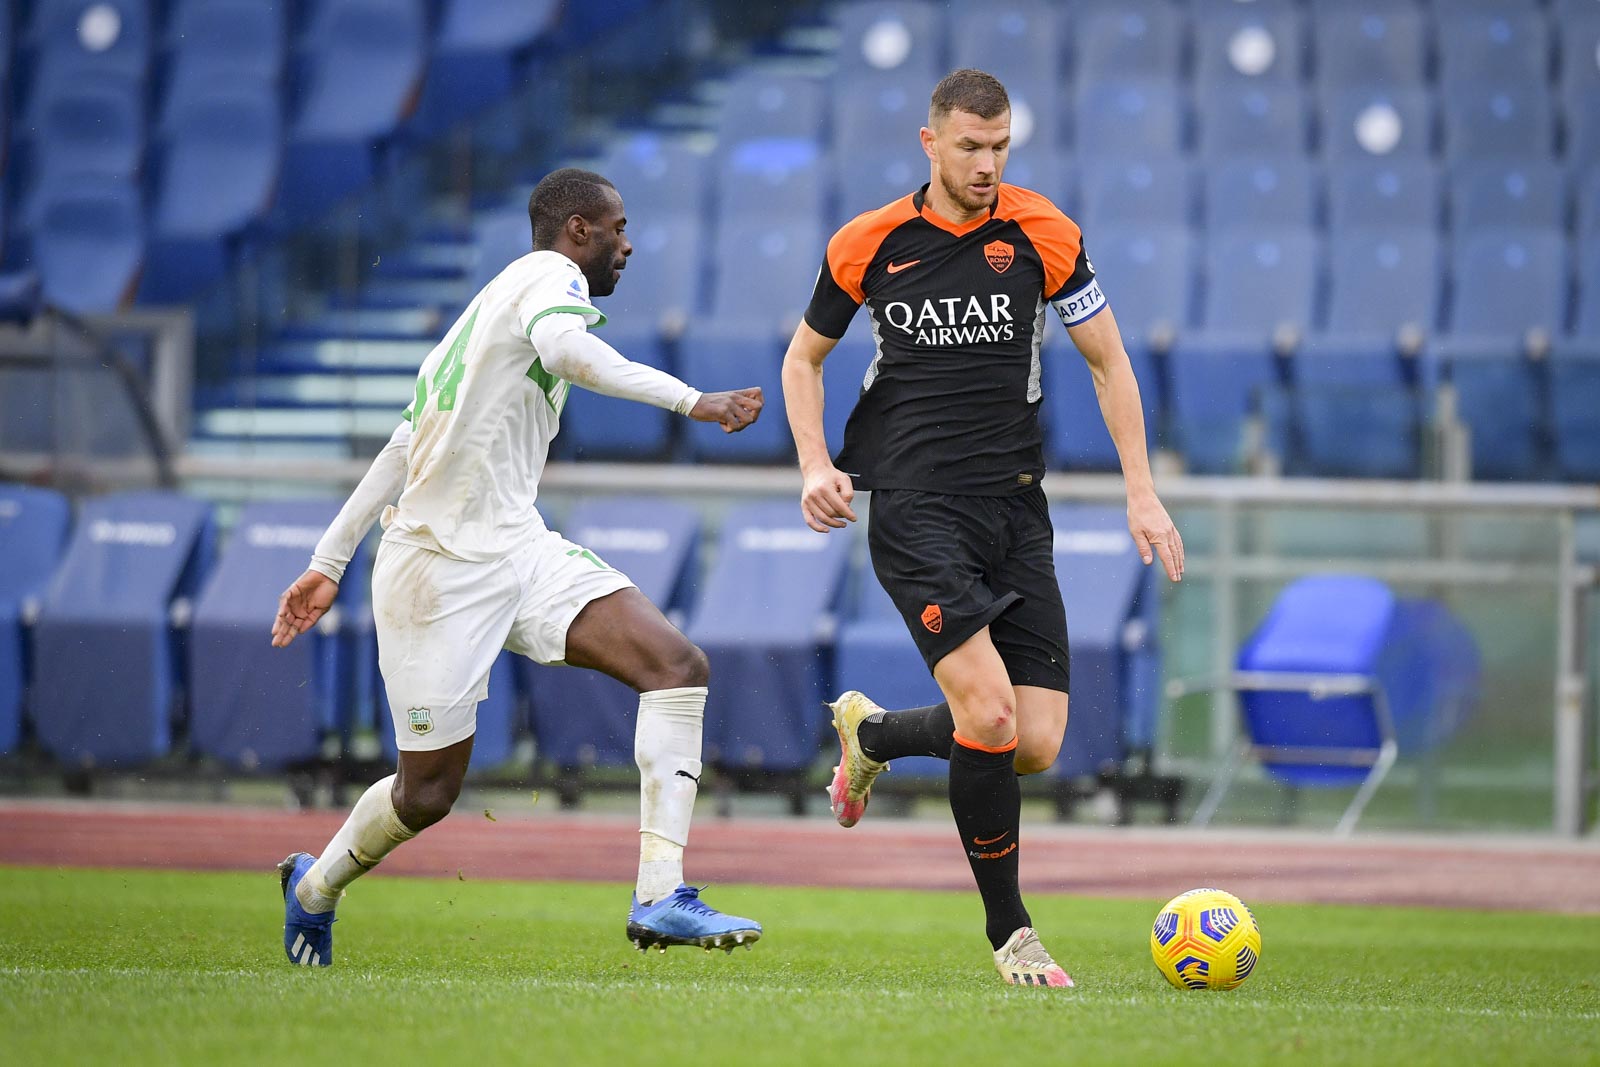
308, 421, 412, 583
529, 312, 702, 415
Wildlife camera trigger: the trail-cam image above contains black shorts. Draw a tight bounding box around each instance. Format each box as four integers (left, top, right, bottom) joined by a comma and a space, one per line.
866, 486, 1070, 693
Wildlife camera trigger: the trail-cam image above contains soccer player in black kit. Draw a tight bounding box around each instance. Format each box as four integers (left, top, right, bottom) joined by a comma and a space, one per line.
782, 70, 1185, 986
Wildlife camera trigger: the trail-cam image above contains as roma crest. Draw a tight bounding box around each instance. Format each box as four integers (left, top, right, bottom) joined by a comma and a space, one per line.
984, 240, 1014, 273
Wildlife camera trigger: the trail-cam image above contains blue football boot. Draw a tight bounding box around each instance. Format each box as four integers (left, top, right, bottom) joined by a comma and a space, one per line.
278, 852, 335, 967
626, 884, 762, 953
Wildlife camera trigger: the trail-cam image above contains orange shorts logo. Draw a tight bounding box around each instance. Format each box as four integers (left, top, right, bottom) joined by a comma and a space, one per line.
984, 240, 1014, 273
921, 604, 943, 633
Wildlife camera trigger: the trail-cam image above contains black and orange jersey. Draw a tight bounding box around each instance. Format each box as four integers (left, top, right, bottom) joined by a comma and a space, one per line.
805, 182, 1104, 495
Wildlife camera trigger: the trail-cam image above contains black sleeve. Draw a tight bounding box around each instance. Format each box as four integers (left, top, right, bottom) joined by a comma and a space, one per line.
803, 262, 861, 340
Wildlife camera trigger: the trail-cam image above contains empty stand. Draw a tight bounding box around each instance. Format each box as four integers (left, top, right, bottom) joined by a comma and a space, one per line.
1436, 11, 1550, 90
1075, 79, 1187, 157
1450, 161, 1566, 232
1076, 5, 1188, 89
1192, 6, 1304, 88
1196, 83, 1310, 158
1327, 160, 1441, 231
1311, 8, 1426, 89
1077, 157, 1193, 229
1441, 84, 1555, 162
1320, 87, 1433, 160
833, 1, 944, 83
1204, 157, 1318, 228
0, 486, 71, 755
715, 70, 829, 145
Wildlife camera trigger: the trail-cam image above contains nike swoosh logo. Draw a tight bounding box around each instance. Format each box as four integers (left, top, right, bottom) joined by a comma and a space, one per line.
973, 832, 1010, 846
886, 259, 921, 274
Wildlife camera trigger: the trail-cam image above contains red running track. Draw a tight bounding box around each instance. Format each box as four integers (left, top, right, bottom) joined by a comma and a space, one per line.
1, 801, 1597, 914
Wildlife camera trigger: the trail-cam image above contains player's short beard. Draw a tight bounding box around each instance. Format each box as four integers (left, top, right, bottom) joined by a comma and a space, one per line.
938, 167, 997, 215
584, 233, 620, 297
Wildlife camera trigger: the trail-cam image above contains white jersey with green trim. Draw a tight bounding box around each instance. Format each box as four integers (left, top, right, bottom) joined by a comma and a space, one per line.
381, 249, 605, 562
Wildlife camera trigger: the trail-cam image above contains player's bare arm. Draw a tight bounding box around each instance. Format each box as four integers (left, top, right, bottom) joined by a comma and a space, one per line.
1067, 305, 1185, 582
781, 319, 856, 533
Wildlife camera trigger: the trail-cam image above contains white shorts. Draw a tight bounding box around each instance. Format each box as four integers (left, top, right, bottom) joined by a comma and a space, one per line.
372, 531, 635, 752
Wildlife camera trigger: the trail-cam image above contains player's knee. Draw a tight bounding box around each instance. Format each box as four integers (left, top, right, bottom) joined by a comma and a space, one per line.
392, 776, 460, 831
678, 642, 711, 688
640, 638, 708, 691
1013, 736, 1062, 776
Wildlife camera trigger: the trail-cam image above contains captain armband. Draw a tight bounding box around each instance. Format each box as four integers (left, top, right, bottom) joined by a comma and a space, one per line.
1051, 278, 1107, 327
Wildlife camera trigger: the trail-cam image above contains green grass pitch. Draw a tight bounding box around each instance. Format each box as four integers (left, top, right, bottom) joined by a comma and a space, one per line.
2, 867, 1597, 1066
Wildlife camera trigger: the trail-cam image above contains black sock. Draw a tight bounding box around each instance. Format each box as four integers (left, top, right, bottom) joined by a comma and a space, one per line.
857, 702, 956, 762
949, 737, 1030, 950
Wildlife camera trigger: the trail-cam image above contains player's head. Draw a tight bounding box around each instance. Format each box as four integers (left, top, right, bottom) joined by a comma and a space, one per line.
921, 69, 1011, 216
528, 167, 632, 297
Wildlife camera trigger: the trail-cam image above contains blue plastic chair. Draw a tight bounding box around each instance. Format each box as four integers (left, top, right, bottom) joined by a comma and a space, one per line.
1441, 84, 1554, 162
558, 324, 676, 461
1320, 87, 1433, 160
1204, 157, 1318, 229
1075, 4, 1187, 89
1192, 7, 1304, 87
831, 70, 925, 157
1326, 159, 1440, 231
1045, 310, 1162, 471
410, 0, 560, 135
33, 492, 216, 766
1437, 11, 1550, 90
591, 212, 702, 338
27, 0, 152, 87
1450, 161, 1565, 232
599, 134, 712, 221
1196, 83, 1310, 158
1311, 8, 1426, 89
293, 0, 426, 141
1075, 80, 1186, 157
820, 332, 878, 456
835, 143, 926, 222
164, 0, 284, 85
1548, 244, 1600, 479
690, 501, 852, 773
21, 70, 144, 192
0, 485, 71, 755
27, 175, 145, 314
679, 323, 789, 462
833, 1, 944, 82
1077, 156, 1192, 229
953, 2, 1062, 131
521, 499, 700, 769
717, 138, 827, 223
703, 215, 824, 332
716, 71, 828, 144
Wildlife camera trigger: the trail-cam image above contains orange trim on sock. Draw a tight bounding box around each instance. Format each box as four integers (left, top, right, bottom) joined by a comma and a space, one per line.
953, 732, 1018, 755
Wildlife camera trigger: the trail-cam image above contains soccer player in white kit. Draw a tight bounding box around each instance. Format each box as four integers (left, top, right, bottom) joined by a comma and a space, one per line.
269, 169, 766, 965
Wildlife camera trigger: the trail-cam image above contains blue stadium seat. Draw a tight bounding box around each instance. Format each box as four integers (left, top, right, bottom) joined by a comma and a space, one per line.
1441, 84, 1555, 162
521, 498, 700, 769
1311, 8, 1427, 89
1051, 504, 1161, 779
833, 1, 944, 82
1327, 159, 1440, 230
1433, 229, 1569, 480
1195, 83, 1310, 158
1549, 244, 1600, 479
835, 143, 924, 222
594, 212, 702, 338
1320, 87, 1433, 160
32, 491, 216, 766
27, 175, 144, 314
1000, 150, 1067, 205
679, 323, 789, 462
1204, 157, 1318, 228
0, 485, 71, 755
140, 81, 282, 303
953, 2, 1062, 147
1579, 169, 1600, 240
1077, 156, 1193, 229
716, 138, 827, 223
831, 71, 925, 157
189, 500, 361, 769
1167, 226, 1318, 472
1449, 161, 1566, 232
1558, 13, 1600, 103
1194, 575, 1481, 833
27, 0, 152, 89
558, 325, 676, 461
1563, 86, 1600, 173
1045, 225, 1186, 467
1436, 11, 1550, 90
1294, 230, 1440, 478
716, 70, 828, 144
411, 0, 560, 136
21, 71, 144, 195
1192, 6, 1304, 88
1075, 80, 1186, 156
471, 206, 532, 295
599, 134, 712, 222
163, 0, 284, 87
690, 501, 852, 773
704, 215, 824, 331
1076, 4, 1187, 89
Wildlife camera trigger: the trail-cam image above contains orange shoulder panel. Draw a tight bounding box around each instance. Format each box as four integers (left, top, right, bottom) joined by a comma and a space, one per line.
825, 195, 919, 303
999, 184, 1084, 297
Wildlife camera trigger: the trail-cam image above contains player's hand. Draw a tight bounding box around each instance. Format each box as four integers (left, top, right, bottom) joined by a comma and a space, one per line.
271, 569, 340, 648
800, 465, 858, 532
690, 387, 763, 433
1129, 491, 1184, 582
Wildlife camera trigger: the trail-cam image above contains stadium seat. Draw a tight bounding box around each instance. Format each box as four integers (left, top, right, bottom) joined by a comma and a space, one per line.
0, 485, 71, 756
690, 501, 852, 773
833, 1, 944, 82
1449, 161, 1566, 232
1549, 244, 1600, 479
1441, 84, 1555, 162
1432, 228, 1569, 480
1320, 87, 1433, 160
952, 2, 1062, 150
1192, 6, 1304, 88
1191, 575, 1480, 834
679, 323, 789, 462
1077, 156, 1193, 229
1563, 87, 1600, 173
1327, 159, 1440, 231
716, 138, 827, 223
1076, 4, 1187, 89
558, 325, 676, 460
1294, 230, 1439, 478
32, 491, 216, 766
591, 212, 702, 339
1436, 11, 1550, 91
189, 500, 362, 770
140, 81, 282, 303
1082, 224, 1194, 345
470, 206, 532, 295
1167, 226, 1317, 473
831, 70, 926, 158
163, 0, 284, 89
715, 70, 829, 144
20, 68, 144, 194
1044, 287, 1163, 470
599, 133, 712, 222
410, 0, 561, 136
703, 215, 824, 332
1204, 157, 1318, 229
520, 498, 700, 770
1558, 13, 1600, 104
26, 0, 152, 90
835, 143, 927, 222
1311, 8, 1427, 89
1051, 505, 1161, 779
27, 175, 145, 314
1577, 170, 1600, 240
1075, 80, 1186, 157
1195, 83, 1310, 158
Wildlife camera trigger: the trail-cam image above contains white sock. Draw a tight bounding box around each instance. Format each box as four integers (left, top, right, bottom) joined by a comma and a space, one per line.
634, 686, 706, 904
297, 775, 417, 914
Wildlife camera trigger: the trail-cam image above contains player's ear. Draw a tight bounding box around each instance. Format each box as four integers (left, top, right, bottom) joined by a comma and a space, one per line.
919, 126, 936, 160
565, 213, 590, 245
